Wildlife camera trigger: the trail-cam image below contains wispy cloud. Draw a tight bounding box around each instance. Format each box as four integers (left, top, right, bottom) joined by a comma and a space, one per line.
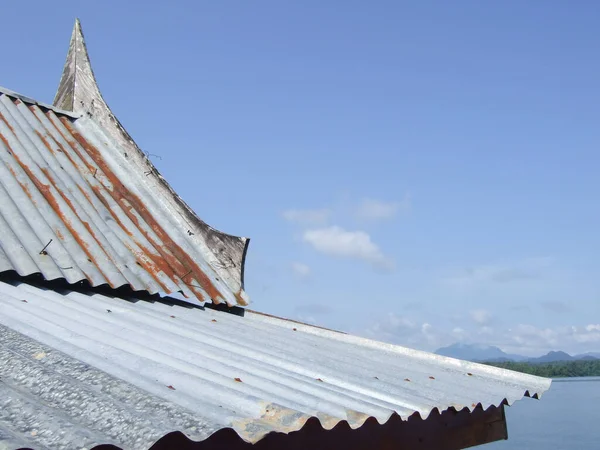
290, 262, 311, 279
282, 208, 331, 226
355, 194, 411, 222
443, 257, 555, 287
302, 226, 393, 269
366, 313, 445, 348
469, 309, 492, 325
294, 304, 333, 315
540, 301, 571, 313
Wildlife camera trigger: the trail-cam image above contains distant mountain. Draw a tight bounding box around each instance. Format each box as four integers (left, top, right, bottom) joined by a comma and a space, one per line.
576, 352, 600, 360
435, 343, 600, 364
435, 343, 527, 362
527, 351, 574, 363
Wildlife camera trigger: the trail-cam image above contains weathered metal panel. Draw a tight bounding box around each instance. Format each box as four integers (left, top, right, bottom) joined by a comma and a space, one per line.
52, 19, 250, 306
0, 87, 247, 306
0, 280, 551, 449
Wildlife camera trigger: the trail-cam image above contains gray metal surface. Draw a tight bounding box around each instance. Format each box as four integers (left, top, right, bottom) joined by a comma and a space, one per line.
0, 87, 248, 306
53, 19, 250, 306
0, 280, 551, 449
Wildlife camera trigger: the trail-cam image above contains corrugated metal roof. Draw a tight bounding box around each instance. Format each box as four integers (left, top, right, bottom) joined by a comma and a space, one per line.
0, 87, 247, 306
0, 279, 551, 449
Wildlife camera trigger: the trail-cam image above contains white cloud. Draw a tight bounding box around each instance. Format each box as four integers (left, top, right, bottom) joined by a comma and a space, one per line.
366, 309, 600, 355
291, 262, 311, 278
478, 326, 494, 336
302, 226, 392, 269
443, 257, 554, 287
490, 323, 600, 355
366, 313, 447, 349
282, 208, 331, 225
355, 194, 411, 221
470, 309, 492, 325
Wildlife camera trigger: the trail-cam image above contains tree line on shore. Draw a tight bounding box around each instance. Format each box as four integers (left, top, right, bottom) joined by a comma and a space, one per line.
483, 359, 600, 378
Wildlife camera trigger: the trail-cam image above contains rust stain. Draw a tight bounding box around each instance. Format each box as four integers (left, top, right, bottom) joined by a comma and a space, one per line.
39, 166, 115, 284
170, 315, 176, 318
316, 378, 324, 382
34, 130, 59, 156
1, 101, 241, 304
60, 118, 224, 303
0, 112, 16, 133
167, 385, 176, 390
54, 120, 194, 297
467, 373, 473, 376
46, 115, 162, 289
234, 377, 243, 383
8, 149, 98, 282
429, 376, 435, 380
211, 319, 217, 323
0, 134, 13, 155
404, 378, 411, 382
471, 403, 477, 408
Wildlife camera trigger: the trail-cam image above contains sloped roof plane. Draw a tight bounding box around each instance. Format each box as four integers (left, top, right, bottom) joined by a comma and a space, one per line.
0, 279, 550, 450
0, 19, 249, 306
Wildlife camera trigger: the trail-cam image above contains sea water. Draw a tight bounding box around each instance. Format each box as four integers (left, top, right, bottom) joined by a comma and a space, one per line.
486, 377, 600, 449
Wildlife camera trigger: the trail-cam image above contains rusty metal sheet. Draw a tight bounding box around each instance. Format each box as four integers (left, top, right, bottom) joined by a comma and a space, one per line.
0, 279, 551, 449
0, 87, 247, 305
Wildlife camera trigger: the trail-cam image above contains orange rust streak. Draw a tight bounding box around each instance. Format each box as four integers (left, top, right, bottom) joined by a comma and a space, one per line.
34, 130, 59, 156
0, 112, 16, 134
40, 167, 128, 289
80, 167, 187, 296
8, 151, 95, 283
76, 183, 174, 293
46, 112, 97, 174
59, 118, 216, 301
37, 116, 164, 290
0, 134, 12, 153
234, 291, 248, 307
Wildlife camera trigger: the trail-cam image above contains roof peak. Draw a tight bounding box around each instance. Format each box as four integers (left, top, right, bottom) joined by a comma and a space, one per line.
53, 19, 99, 112
49, 19, 251, 305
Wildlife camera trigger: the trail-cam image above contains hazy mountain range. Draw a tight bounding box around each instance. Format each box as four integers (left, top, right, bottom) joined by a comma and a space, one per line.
435, 343, 600, 363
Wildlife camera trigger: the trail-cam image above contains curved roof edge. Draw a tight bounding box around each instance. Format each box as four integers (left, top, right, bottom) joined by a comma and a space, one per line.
53, 19, 250, 304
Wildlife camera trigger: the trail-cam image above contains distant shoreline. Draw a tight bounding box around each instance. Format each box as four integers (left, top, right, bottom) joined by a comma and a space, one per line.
483, 360, 600, 378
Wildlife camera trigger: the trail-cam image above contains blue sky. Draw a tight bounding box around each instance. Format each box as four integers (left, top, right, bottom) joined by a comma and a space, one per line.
2, 1, 599, 355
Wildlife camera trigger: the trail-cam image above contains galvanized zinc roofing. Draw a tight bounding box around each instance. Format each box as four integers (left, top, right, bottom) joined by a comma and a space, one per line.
0, 279, 551, 449
0, 86, 248, 306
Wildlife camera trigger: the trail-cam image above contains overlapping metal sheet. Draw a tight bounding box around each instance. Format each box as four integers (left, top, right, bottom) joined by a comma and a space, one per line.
0, 279, 551, 449
0, 87, 247, 306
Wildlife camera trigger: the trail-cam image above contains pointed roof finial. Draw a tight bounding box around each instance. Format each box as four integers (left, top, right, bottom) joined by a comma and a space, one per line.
53, 18, 102, 112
